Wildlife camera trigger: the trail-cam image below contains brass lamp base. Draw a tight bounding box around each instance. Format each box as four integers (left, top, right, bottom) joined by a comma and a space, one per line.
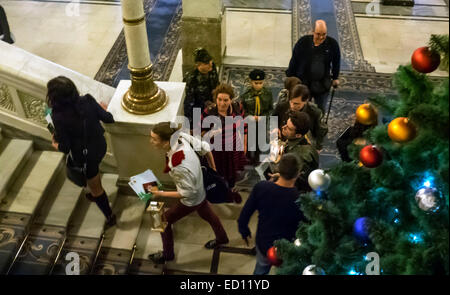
121, 65, 168, 115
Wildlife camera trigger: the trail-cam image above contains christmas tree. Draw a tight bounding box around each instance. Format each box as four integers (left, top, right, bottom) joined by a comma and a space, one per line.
275, 34, 449, 275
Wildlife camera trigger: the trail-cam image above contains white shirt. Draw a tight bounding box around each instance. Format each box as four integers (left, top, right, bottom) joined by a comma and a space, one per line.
167, 132, 211, 207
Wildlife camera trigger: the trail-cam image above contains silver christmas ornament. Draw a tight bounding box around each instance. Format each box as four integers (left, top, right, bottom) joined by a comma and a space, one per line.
294, 238, 302, 247
308, 169, 331, 191
302, 265, 325, 275
415, 187, 443, 213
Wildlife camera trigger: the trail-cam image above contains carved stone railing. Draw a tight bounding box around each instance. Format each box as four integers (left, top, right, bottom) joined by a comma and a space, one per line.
0, 41, 117, 167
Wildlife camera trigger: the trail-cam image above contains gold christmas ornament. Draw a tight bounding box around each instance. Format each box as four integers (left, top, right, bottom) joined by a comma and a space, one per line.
356, 104, 378, 125
388, 117, 417, 143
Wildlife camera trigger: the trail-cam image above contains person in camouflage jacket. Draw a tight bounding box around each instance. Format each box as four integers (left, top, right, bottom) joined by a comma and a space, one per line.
183, 48, 219, 126
240, 69, 273, 163
272, 111, 319, 193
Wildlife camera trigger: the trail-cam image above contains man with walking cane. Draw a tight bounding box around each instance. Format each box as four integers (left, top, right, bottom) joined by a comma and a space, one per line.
286, 19, 341, 113
325, 86, 337, 124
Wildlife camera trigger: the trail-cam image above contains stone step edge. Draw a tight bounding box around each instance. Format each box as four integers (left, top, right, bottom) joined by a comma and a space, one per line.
0, 139, 34, 202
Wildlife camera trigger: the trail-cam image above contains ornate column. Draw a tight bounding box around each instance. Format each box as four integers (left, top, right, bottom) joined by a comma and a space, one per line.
121, 0, 167, 114
105, 0, 186, 192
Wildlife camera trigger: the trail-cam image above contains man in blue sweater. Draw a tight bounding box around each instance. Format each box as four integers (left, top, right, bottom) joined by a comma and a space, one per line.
238, 153, 306, 275
286, 20, 341, 112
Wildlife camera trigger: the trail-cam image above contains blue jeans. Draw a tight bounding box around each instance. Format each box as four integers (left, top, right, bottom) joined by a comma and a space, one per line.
253, 246, 272, 275
312, 91, 330, 114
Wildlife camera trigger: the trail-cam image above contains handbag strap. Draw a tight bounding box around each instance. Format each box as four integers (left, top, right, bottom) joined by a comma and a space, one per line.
68, 100, 88, 175
81, 116, 88, 174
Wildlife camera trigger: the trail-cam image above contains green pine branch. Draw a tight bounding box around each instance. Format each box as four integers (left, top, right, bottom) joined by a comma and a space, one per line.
429, 34, 449, 72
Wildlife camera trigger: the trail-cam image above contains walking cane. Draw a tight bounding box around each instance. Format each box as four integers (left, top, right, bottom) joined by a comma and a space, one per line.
325, 87, 336, 124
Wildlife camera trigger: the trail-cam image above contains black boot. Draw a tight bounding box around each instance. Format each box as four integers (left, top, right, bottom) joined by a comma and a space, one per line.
85, 192, 96, 202
94, 191, 113, 220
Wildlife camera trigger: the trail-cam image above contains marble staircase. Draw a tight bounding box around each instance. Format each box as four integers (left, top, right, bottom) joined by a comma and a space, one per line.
0, 127, 259, 275
0, 138, 65, 274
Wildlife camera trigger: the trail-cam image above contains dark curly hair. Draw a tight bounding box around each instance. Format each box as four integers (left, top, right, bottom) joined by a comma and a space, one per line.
212, 83, 235, 100
289, 111, 311, 136
46, 76, 80, 110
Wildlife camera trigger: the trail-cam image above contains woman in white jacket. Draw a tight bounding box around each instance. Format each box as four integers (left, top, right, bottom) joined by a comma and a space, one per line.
147, 122, 229, 264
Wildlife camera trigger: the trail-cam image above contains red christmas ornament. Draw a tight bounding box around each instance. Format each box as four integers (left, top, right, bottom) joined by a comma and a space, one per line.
411, 47, 441, 74
359, 145, 383, 168
266, 246, 282, 266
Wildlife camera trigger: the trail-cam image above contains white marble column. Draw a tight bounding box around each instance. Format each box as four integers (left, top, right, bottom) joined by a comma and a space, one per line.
120, 0, 167, 115
105, 1, 186, 191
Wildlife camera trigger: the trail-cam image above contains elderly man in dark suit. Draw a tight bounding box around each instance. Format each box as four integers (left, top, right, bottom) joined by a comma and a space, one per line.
286, 20, 341, 113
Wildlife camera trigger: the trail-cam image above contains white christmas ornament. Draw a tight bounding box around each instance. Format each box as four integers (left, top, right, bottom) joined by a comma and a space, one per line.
302, 265, 326, 275
308, 169, 331, 191
415, 187, 443, 213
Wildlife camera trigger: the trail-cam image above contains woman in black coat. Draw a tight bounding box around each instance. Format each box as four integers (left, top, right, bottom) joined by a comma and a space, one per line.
47, 76, 116, 227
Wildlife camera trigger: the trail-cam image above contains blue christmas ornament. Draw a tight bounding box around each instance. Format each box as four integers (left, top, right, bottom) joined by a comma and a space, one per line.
353, 217, 372, 243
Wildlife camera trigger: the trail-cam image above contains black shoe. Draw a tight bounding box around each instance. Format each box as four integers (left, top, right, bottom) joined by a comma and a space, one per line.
105, 214, 117, 229
148, 251, 173, 264
204, 239, 228, 249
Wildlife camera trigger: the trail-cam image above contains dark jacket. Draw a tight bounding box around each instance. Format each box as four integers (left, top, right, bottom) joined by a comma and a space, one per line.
52, 94, 114, 165
183, 63, 219, 121
272, 101, 328, 149
238, 181, 306, 255
286, 35, 341, 84
284, 137, 319, 192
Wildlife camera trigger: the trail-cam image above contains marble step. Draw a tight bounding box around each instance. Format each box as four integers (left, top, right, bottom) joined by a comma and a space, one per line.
0, 139, 34, 202
7, 172, 84, 275
66, 174, 119, 239
34, 173, 84, 227
50, 174, 119, 275
0, 150, 64, 274
129, 212, 164, 274
0, 151, 64, 215
92, 195, 147, 275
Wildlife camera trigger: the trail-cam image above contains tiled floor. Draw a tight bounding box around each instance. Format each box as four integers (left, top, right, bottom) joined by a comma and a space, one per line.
2, 0, 123, 78
354, 17, 449, 75
133, 191, 260, 275
223, 10, 292, 67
